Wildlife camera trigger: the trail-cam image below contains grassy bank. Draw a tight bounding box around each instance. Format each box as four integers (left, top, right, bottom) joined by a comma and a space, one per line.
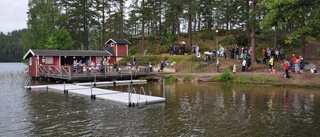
127, 51, 320, 88
166, 70, 320, 88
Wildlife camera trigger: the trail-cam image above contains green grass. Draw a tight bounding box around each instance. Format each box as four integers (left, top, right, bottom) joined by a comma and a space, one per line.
208, 73, 276, 84
183, 75, 195, 81
163, 75, 178, 82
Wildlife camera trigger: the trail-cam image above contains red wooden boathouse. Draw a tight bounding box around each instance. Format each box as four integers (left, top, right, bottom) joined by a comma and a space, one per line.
23, 49, 114, 77
23, 39, 131, 78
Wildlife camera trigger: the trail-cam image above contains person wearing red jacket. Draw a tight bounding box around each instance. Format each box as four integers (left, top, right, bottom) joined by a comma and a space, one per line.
290, 54, 297, 71
284, 60, 290, 78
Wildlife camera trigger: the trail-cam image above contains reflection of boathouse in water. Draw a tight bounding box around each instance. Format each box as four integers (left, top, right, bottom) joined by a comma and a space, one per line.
23, 39, 170, 82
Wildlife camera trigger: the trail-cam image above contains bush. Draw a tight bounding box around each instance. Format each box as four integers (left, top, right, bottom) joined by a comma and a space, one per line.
129, 46, 139, 55
147, 36, 155, 41
235, 34, 248, 47
218, 70, 234, 82
200, 31, 214, 40
198, 68, 207, 72
219, 38, 234, 46
189, 56, 204, 61
163, 75, 177, 81
200, 45, 211, 53
146, 46, 158, 54
160, 34, 176, 45
183, 75, 195, 81
159, 46, 169, 54
120, 55, 132, 63
142, 54, 162, 62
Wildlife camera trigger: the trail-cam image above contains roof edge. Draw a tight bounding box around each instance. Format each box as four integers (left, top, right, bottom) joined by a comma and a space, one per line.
23, 49, 35, 59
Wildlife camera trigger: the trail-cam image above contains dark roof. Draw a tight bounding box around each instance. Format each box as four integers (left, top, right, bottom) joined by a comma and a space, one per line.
23, 49, 114, 59
105, 39, 131, 45
101, 47, 115, 55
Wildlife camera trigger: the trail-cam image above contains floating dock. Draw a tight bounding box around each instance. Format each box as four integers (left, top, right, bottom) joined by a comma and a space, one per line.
25, 80, 165, 106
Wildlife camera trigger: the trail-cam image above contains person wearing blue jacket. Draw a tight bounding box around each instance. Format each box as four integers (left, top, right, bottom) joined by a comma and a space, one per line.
299, 56, 305, 74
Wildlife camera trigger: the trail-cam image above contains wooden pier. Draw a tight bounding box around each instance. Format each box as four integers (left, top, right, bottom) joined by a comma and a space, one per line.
25, 80, 166, 106
36, 64, 173, 82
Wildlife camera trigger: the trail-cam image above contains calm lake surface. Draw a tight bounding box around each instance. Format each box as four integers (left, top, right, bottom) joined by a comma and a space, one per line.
1, 62, 320, 136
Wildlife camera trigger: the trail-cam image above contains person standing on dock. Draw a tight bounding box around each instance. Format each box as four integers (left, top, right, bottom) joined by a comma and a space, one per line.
77, 60, 83, 73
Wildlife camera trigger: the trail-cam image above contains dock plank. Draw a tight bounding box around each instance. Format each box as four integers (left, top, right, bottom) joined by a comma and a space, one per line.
25, 80, 165, 105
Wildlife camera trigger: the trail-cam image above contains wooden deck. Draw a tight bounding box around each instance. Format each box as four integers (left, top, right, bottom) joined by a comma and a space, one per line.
37, 64, 173, 81
25, 80, 165, 106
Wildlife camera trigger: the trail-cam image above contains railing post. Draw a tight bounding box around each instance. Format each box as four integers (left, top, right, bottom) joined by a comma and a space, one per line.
69, 66, 71, 80
104, 65, 107, 78
146, 62, 151, 75
120, 66, 122, 77
60, 66, 63, 78
94, 70, 96, 87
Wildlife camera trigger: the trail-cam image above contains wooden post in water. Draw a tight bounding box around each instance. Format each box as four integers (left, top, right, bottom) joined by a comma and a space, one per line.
163, 78, 165, 98
128, 84, 131, 107
63, 81, 68, 93
90, 82, 95, 99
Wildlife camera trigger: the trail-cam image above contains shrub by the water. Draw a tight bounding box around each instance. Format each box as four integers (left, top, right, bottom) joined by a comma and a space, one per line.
163, 75, 178, 81
218, 70, 233, 82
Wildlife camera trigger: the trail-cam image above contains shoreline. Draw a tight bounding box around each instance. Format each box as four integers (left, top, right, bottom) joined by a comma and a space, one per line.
168, 72, 320, 89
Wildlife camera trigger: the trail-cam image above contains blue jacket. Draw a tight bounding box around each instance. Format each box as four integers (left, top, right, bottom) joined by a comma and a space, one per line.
300, 58, 305, 67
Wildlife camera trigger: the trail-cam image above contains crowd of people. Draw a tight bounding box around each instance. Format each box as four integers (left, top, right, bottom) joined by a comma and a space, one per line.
167, 43, 314, 77
214, 45, 253, 73
169, 45, 186, 55
73, 59, 107, 74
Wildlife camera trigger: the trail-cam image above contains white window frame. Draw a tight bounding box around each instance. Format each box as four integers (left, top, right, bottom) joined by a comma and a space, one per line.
45, 57, 54, 64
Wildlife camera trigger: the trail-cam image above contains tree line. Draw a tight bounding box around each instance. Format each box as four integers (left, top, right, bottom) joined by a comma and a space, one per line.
0, 30, 26, 62
1, 0, 318, 62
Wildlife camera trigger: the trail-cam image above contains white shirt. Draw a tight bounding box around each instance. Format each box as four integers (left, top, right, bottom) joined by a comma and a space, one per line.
242, 60, 246, 66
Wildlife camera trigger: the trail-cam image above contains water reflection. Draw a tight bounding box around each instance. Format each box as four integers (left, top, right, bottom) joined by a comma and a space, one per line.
162, 83, 320, 136
1, 63, 320, 136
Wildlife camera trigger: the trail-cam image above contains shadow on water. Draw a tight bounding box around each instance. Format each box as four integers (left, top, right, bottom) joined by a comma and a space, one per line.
1, 63, 320, 136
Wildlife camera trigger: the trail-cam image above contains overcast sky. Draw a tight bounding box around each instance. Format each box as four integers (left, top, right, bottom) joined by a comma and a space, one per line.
0, 0, 134, 34
0, 0, 28, 34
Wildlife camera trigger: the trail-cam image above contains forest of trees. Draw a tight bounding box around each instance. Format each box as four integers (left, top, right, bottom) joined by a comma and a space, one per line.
24, 0, 259, 50
0, 30, 26, 62
1, 0, 319, 62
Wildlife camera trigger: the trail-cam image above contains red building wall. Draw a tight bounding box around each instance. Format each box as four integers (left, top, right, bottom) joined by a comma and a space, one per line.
28, 56, 38, 77
108, 57, 116, 63
109, 42, 127, 57
117, 45, 127, 57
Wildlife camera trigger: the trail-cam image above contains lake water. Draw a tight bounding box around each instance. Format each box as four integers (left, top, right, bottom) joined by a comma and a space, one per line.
1, 62, 320, 136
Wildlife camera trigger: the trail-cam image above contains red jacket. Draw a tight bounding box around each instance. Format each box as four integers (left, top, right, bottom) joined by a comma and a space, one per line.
291, 56, 297, 63
284, 62, 289, 70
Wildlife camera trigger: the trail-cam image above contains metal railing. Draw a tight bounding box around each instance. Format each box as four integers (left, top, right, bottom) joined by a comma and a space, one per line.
24, 76, 32, 86
36, 61, 175, 80
129, 86, 148, 107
